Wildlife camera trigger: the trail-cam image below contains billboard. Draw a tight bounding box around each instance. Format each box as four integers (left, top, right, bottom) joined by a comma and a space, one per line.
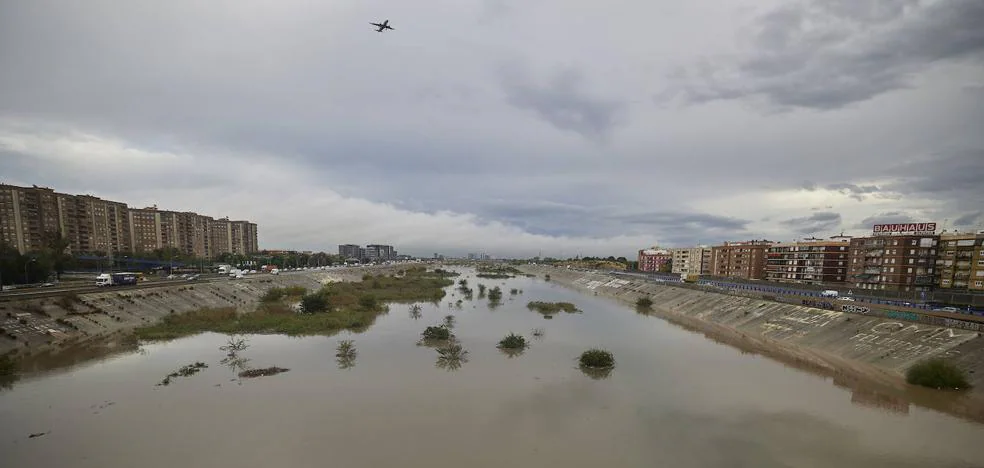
872, 223, 937, 235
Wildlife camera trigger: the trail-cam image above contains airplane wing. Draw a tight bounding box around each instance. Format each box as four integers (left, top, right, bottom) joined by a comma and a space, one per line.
370, 22, 382, 27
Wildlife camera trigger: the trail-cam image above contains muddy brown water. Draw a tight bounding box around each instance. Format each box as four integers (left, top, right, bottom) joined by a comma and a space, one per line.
2, 271, 983, 468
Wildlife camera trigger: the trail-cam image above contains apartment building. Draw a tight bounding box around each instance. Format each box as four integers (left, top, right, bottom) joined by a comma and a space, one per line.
0, 183, 257, 257
670, 246, 712, 276
765, 238, 851, 285
710, 240, 772, 279
638, 247, 671, 273
936, 232, 984, 291
75, 195, 131, 254
847, 226, 938, 292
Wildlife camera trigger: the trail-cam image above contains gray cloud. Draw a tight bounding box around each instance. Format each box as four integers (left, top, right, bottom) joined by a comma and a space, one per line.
953, 212, 983, 228
670, 0, 984, 109
826, 183, 881, 201
0, 1, 981, 255
780, 212, 842, 235
856, 211, 916, 228
498, 62, 626, 141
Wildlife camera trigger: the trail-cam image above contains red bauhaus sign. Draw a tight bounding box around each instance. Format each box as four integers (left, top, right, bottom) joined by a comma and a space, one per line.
872, 223, 937, 235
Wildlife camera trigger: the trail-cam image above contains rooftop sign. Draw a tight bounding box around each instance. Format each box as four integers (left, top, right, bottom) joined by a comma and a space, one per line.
873, 223, 937, 235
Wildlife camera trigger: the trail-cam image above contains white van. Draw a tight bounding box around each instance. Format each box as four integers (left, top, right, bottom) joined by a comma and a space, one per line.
820, 290, 839, 298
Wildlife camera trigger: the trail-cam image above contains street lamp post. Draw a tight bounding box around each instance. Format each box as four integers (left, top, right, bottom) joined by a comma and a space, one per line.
24, 258, 36, 284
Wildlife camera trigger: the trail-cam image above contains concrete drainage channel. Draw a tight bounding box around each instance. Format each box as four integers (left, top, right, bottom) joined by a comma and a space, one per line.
0, 268, 398, 360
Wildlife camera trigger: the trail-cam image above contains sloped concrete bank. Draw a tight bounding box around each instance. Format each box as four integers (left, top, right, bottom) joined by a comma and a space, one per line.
0, 266, 408, 371
525, 266, 984, 421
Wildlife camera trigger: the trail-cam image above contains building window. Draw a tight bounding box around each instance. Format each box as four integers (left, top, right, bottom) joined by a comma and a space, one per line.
976, 281, 983, 288
908, 259, 914, 264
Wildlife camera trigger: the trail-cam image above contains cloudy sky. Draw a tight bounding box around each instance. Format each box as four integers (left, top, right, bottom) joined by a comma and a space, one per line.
1, 0, 982, 258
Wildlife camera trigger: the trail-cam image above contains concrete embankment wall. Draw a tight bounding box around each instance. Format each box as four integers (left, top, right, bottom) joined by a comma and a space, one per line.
525, 266, 984, 392
0, 267, 402, 359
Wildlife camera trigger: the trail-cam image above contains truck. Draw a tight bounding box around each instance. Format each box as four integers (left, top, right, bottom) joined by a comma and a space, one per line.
683, 274, 700, 283
217, 264, 232, 274
95, 272, 139, 287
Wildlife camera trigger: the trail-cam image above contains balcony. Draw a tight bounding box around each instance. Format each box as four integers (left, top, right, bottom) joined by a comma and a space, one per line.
864, 251, 883, 257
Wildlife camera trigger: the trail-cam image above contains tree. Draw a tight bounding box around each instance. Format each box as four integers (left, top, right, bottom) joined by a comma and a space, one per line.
40, 231, 74, 278
659, 259, 673, 273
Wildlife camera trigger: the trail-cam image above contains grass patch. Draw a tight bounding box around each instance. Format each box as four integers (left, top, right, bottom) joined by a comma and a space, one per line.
137, 269, 451, 341
497, 333, 527, 350
636, 296, 654, 309
477, 273, 513, 279
56, 293, 82, 310
906, 358, 971, 390
422, 325, 452, 341
157, 362, 208, 386
239, 367, 289, 378
527, 301, 580, 315
579, 349, 615, 369
261, 286, 307, 302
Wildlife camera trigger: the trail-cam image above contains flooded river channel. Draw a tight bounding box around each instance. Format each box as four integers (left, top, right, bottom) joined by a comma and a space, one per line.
2, 271, 983, 467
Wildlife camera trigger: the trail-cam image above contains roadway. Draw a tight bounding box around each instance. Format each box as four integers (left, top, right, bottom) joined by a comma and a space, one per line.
606, 269, 984, 317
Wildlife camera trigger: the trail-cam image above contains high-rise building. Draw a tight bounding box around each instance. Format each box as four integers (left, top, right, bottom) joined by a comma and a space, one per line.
670, 246, 712, 276
936, 232, 984, 291
1, 184, 257, 257
847, 223, 939, 292
765, 238, 851, 285
638, 247, 672, 273
710, 240, 772, 279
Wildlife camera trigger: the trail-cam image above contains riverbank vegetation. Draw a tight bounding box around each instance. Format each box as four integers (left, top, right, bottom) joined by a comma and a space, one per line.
136, 268, 453, 340
906, 358, 971, 390
636, 296, 653, 309
527, 301, 580, 315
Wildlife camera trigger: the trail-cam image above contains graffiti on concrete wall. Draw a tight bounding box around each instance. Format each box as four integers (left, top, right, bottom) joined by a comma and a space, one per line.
802, 299, 836, 311
841, 304, 871, 315
778, 309, 843, 328
940, 318, 982, 332
886, 311, 920, 322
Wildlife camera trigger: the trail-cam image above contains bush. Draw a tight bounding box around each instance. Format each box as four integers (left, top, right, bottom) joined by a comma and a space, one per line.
497, 333, 527, 350
579, 349, 615, 369
636, 296, 653, 309
301, 294, 330, 314
906, 358, 970, 390
487, 287, 503, 301
422, 325, 451, 341
0, 354, 18, 377
261, 286, 307, 303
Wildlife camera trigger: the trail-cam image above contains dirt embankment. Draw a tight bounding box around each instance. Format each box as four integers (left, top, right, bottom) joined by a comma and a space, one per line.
525, 265, 984, 422
0, 266, 408, 368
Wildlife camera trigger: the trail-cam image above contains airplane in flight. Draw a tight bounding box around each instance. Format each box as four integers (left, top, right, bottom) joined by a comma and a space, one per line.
370, 20, 394, 32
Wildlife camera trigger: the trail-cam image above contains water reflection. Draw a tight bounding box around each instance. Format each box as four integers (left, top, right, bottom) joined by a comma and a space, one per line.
435, 341, 469, 371
498, 347, 526, 359
219, 335, 252, 385
578, 365, 614, 380
408, 304, 422, 320
335, 339, 357, 370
